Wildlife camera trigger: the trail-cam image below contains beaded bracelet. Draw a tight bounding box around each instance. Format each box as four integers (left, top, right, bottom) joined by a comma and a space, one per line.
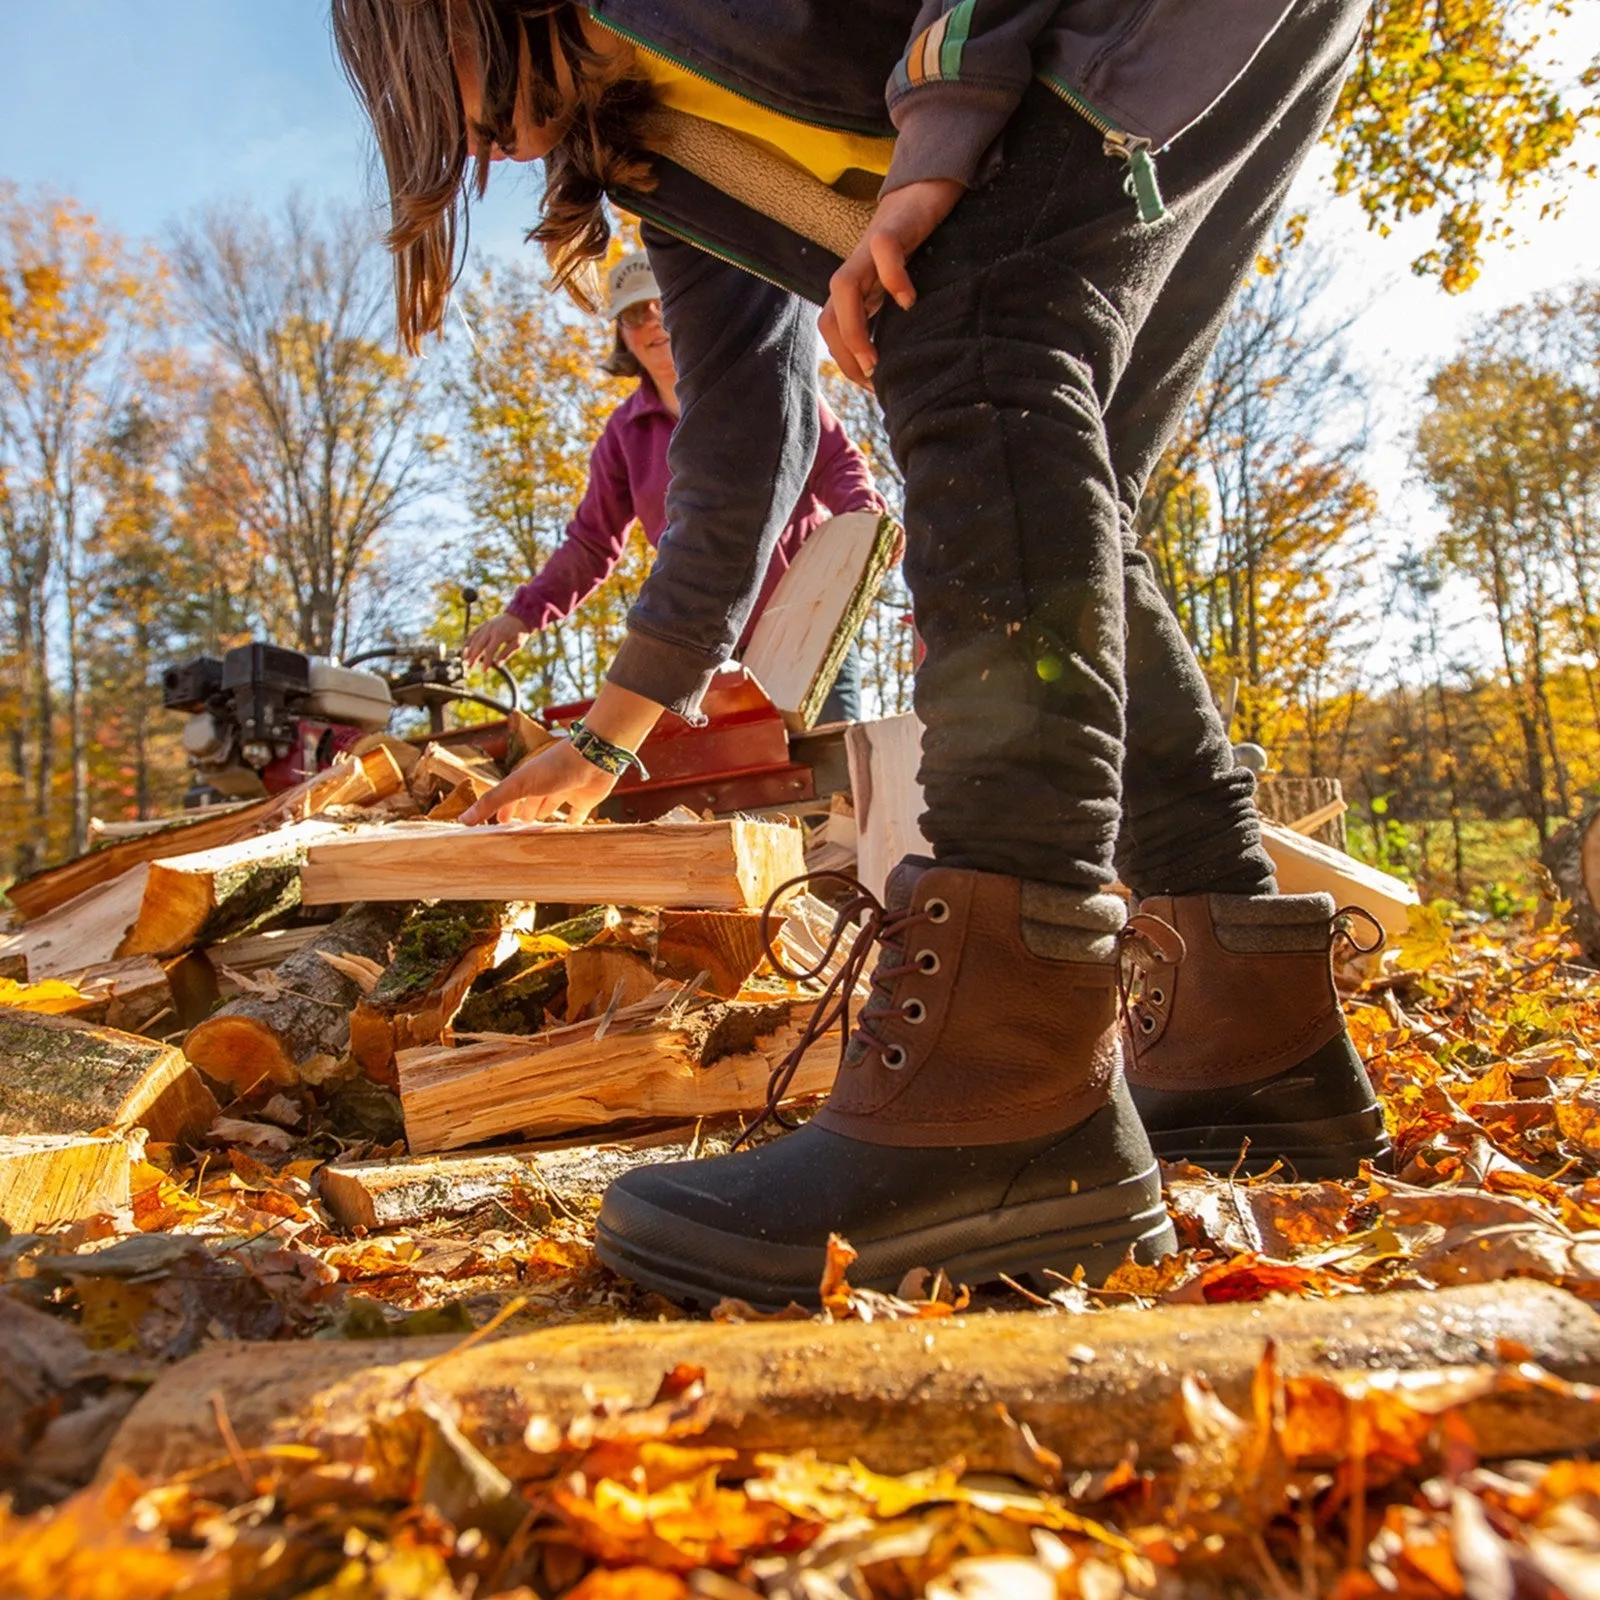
569, 718, 651, 781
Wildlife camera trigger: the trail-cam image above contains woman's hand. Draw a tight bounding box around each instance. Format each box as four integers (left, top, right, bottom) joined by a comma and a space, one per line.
821, 179, 963, 386
463, 611, 530, 669
459, 737, 619, 826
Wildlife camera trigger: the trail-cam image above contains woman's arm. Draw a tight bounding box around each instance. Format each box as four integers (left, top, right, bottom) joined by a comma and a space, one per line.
607, 222, 821, 718
809, 397, 887, 515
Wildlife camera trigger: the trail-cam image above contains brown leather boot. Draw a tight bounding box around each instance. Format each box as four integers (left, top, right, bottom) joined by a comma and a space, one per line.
1123, 891, 1391, 1179
596, 860, 1177, 1309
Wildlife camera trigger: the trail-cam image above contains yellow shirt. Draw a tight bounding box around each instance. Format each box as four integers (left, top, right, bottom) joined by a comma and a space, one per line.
635, 51, 895, 188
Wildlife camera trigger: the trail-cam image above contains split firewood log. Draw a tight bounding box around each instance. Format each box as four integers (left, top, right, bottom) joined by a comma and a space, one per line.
0, 1134, 132, 1231
0, 1009, 217, 1144
117, 819, 347, 959
397, 995, 835, 1151
6, 743, 406, 925
100, 1282, 1600, 1484
347, 903, 536, 1086
183, 903, 408, 1093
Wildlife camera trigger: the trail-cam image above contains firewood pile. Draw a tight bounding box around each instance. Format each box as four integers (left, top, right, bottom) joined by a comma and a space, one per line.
0, 724, 860, 1237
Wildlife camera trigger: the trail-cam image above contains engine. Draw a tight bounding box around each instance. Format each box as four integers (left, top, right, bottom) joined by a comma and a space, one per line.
162, 642, 394, 805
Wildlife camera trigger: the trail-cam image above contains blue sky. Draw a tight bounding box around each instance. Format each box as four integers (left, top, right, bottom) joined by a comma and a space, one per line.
0, 0, 536, 264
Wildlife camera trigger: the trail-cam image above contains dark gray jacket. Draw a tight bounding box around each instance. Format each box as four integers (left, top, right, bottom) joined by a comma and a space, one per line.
594, 0, 1299, 715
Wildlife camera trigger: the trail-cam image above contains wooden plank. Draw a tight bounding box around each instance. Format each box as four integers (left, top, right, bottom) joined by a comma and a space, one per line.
1259, 818, 1419, 939
844, 713, 929, 902
0, 1010, 217, 1145
0, 1134, 131, 1231
300, 818, 805, 912
103, 1283, 1600, 1483
6, 746, 406, 924
318, 1149, 547, 1232
397, 999, 838, 1151
743, 511, 899, 731
119, 820, 345, 959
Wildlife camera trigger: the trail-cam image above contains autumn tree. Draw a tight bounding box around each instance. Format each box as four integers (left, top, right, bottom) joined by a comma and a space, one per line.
1416, 283, 1600, 839
167, 197, 441, 659
442, 257, 653, 706
1140, 238, 1377, 769
0, 187, 160, 865
1332, 0, 1598, 293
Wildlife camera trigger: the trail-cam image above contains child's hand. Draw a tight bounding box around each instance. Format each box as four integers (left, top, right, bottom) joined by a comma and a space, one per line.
463, 611, 530, 669
821, 179, 963, 385
459, 738, 618, 825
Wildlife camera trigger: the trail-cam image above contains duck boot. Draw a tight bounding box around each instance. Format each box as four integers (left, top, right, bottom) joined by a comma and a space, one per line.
1123, 891, 1391, 1179
595, 860, 1178, 1310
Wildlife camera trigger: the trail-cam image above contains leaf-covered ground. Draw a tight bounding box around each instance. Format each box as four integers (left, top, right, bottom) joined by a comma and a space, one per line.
4, 908, 1600, 1598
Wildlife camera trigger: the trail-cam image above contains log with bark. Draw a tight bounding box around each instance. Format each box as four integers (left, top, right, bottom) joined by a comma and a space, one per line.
397, 995, 837, 1151
115, 819, 346, 959
1254, 775, 1348, 851
0, 1010, 217, 1145
298, 818, 806, 913
0, 1134, 132, 1231
182, 903, 409, 1093
101, 1282, 1600, 1483
5, 745, 405, 923
348, 902, 535, 1086
318, 1149, 549, 1231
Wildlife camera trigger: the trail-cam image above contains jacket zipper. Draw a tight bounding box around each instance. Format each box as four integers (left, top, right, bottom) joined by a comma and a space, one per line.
587, 12, 891, 138
1041, 77, 1166, 225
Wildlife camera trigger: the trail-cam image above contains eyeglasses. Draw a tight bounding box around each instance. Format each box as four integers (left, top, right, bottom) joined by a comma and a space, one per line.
617, 298, 662, 330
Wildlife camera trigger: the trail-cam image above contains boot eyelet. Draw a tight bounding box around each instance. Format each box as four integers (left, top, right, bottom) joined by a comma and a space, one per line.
924, 898, 950, 923
904, 998, 926, 1024
1139, 1013, 1157, 1034
917, 949, 941, 975
1148, 987, 1165, 1007
882, 1045, 908, 1070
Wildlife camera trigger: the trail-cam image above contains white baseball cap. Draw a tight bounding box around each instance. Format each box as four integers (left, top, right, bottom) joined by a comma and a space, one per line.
606, 251, 660, 320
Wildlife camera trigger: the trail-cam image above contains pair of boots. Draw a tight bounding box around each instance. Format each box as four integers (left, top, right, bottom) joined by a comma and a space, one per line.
596, 860, 1390, 1310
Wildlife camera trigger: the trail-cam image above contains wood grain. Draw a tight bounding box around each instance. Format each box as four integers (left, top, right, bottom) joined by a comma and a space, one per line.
299, 818, 805, 912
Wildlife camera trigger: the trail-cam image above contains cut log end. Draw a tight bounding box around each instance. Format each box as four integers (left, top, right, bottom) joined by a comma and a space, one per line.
183, 1015, 300, 1092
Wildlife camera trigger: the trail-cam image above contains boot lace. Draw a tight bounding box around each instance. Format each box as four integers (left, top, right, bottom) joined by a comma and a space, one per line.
733, 870, 942, 1149
1117, 912, 1187, 1041
1333, 904, 1385, 954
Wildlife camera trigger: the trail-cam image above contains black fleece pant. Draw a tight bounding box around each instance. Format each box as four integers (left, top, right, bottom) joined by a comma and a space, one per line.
873, 0, 1367, 895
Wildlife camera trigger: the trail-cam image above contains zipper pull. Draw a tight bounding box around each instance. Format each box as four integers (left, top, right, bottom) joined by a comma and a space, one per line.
1103, 132, 1166, 225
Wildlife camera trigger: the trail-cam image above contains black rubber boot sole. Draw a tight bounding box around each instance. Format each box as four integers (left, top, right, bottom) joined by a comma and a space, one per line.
597, 1164, 1175, 1311
594, 1082, 1178, 1311
1132, 1033, 1393, 1181
1142, 1107, 1392, 1180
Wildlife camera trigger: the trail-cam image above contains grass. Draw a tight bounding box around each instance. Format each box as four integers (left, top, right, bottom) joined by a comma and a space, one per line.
1344, 813, 1546, 913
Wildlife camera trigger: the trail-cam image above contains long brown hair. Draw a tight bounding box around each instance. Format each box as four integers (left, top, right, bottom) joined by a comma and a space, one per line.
332, 0, 653, 350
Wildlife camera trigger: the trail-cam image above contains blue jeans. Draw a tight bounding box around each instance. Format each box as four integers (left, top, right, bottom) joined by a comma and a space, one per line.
816, 638, 862, 726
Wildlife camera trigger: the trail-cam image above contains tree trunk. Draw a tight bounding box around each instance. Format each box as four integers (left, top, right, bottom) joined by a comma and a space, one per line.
183, 902, 408, 1093
1541, 807, 1600, 966
101, 1282, 1600, 1485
